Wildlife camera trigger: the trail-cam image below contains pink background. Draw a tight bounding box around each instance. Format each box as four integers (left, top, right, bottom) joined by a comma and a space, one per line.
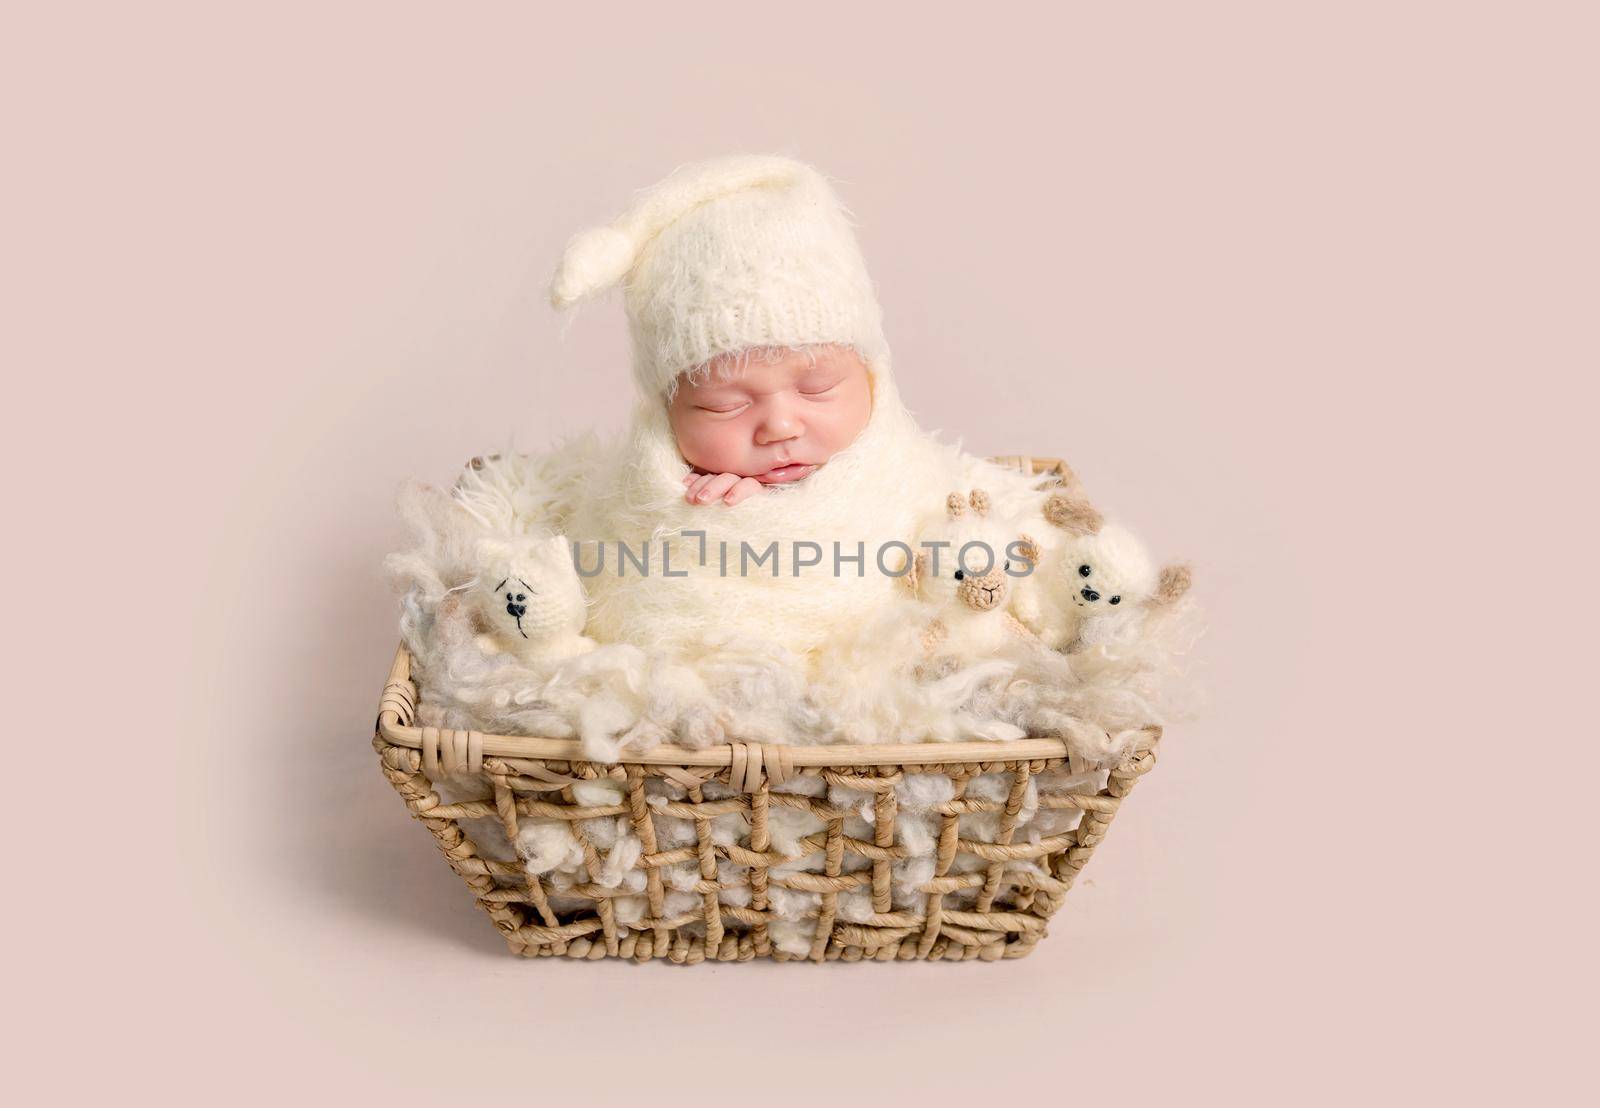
11, 2, 1592, 1103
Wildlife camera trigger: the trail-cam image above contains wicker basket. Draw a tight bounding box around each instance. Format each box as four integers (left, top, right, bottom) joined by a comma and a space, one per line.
372, 456, 1163, 963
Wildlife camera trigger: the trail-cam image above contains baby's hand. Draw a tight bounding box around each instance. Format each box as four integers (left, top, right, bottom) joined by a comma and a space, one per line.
683, 471, 765, 505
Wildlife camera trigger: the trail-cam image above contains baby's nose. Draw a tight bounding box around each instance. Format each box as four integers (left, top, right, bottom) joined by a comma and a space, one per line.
755, 423, 800, 444
754, 408, 801, 443
1080, 587, 1100, 602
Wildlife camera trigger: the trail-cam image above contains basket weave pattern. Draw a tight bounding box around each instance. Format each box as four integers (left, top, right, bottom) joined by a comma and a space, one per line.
373, 456, 1161, 963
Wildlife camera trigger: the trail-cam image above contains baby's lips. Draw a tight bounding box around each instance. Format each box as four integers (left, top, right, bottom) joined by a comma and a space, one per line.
754, 462, 817, 485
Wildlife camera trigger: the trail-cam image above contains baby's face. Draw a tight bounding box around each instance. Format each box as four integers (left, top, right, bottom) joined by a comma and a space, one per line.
667, 345, 872, 483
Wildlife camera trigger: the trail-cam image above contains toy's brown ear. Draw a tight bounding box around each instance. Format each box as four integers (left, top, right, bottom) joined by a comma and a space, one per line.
946, 492, 967, 519
904, 549, 928, 593
1015, 532, 1041, 567
1042, 493, 1104, 536
969, 488, 991, 517
1153, 564, 1193, 606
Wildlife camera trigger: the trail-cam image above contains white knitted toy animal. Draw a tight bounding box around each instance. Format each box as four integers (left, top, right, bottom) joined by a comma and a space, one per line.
906, 489, 1041, 667
1015, 492, 1189, 650
468, 534, 597, 666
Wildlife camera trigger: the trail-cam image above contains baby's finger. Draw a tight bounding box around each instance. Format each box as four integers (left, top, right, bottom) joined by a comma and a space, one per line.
695, 472, 740, 503
682, 472, 698, 485
724, 477, 765, 505
687, 473, 728, 503
684, 473, 717, 502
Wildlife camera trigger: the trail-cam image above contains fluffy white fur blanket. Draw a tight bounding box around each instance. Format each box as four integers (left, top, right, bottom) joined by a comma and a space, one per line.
385, 431, 1203, 766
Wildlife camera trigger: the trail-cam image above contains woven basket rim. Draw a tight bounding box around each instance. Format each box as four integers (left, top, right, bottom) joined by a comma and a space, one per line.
376, 643, 1160, 767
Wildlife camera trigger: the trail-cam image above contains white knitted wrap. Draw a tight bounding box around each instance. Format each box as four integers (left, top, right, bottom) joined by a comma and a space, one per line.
536, 154, 1050, 657
549, 154, 889, 398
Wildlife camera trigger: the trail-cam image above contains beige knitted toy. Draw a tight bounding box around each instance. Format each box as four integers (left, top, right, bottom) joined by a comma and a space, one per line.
905, 488, 1042, 670
1015, 492, 1191, 650
467, 534, 596, 666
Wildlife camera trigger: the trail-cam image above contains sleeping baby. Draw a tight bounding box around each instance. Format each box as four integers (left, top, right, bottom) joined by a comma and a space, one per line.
671, 342, 873, 506
472, 155, 1041, 658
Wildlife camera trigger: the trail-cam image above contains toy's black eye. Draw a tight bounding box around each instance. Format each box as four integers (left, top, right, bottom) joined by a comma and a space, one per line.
516, 593, 526, 601
954, 570, 965, 581
1004, 560, 1012, 571
1078, 564, 1092, 577
1109, 596, 1121, 605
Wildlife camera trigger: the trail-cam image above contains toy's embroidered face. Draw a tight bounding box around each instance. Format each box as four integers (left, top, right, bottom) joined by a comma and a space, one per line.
495, 577, 535, 636
471, 535, 587, 645
1062, 525, 1156, 612
911, 489, 1019, 613
917, 554, 1008, 610
957, 563, 1009, 611
1073, 561, 1118, 608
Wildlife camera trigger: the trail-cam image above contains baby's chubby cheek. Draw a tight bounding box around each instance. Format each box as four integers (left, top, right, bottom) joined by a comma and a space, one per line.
668, 411, 743, 474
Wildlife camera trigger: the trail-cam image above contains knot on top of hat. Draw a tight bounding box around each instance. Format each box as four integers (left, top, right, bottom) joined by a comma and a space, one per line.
549, 226, 635, 309
548, 154, 815, 309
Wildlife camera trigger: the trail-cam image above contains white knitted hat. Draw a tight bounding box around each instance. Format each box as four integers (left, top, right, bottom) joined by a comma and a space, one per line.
549, 155, 890, 399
